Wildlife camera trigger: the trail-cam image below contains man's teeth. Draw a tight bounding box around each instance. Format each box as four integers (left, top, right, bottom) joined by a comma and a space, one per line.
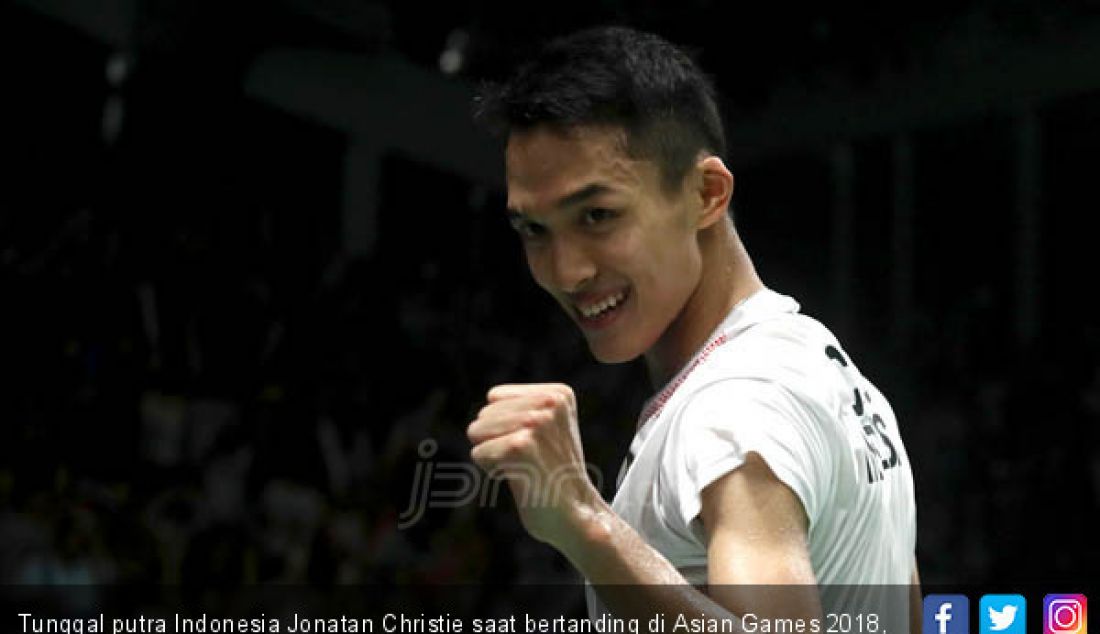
579, 291, 627, 318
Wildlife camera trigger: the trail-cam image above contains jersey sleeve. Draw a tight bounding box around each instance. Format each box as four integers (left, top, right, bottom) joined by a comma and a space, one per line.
663, 377, 831, 538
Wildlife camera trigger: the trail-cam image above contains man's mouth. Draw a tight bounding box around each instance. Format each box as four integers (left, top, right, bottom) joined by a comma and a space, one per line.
575, 288, 630, 324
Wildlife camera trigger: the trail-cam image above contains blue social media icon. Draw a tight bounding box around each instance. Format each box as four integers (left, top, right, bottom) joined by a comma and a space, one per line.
925, 595, 971, 634
981, 595, 1026, 634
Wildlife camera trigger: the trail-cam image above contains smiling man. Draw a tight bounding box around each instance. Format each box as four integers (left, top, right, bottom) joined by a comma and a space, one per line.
468, 26, 919, 630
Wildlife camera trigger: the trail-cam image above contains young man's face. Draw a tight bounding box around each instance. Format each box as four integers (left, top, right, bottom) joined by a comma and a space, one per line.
504, 125, 705, 363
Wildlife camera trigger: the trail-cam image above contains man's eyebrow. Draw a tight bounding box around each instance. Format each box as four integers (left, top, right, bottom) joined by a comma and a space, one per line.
506, 183, 616, 217
556, 182, 613, 209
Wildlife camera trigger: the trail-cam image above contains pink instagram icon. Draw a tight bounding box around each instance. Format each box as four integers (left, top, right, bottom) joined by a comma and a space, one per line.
1045, 595, 1088, 634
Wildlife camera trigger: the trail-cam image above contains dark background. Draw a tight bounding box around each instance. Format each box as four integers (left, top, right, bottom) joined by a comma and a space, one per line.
1, 0, 1097, 600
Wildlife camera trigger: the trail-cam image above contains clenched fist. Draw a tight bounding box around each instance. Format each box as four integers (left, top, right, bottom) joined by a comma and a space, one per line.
467, 383, 604, 549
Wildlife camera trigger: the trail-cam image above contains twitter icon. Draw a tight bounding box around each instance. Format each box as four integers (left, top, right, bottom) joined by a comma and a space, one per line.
982, 595, 1027, 634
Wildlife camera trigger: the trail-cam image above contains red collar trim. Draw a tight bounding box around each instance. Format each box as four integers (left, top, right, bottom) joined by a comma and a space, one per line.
638, 332, 732, 424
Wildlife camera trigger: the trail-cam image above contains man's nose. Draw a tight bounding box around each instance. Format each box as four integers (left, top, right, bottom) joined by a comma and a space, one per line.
548, 238, 596, 293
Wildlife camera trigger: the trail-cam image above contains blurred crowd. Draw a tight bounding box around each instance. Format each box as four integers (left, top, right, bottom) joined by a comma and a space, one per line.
0, 187, 648, 607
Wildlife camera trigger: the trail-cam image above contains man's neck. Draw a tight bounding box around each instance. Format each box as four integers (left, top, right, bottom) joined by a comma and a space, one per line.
644, 222, 763, 389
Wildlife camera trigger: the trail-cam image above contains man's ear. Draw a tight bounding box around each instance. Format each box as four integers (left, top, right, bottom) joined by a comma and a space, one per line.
696, 155, 734, 230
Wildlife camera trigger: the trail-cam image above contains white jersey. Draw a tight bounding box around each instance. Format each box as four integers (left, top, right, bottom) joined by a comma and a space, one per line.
586, 289, 915, 619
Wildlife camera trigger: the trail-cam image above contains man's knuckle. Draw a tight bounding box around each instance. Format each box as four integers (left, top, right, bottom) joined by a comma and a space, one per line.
509, 430, 532, 452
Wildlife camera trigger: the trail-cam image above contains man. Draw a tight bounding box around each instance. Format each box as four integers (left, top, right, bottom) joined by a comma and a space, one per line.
467, 26, 919, 629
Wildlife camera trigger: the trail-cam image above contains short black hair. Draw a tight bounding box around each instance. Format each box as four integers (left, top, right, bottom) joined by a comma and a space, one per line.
476, 26, 726, 192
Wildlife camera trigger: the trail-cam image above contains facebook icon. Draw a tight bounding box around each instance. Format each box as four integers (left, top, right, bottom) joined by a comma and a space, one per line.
925, 595, 971, 634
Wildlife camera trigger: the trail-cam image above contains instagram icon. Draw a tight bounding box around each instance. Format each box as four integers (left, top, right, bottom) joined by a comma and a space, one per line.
1045, 595, 1088, 634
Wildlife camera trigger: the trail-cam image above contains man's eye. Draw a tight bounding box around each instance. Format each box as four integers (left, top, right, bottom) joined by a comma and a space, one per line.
511, 219, 546, 239
582, 208, 616, 225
